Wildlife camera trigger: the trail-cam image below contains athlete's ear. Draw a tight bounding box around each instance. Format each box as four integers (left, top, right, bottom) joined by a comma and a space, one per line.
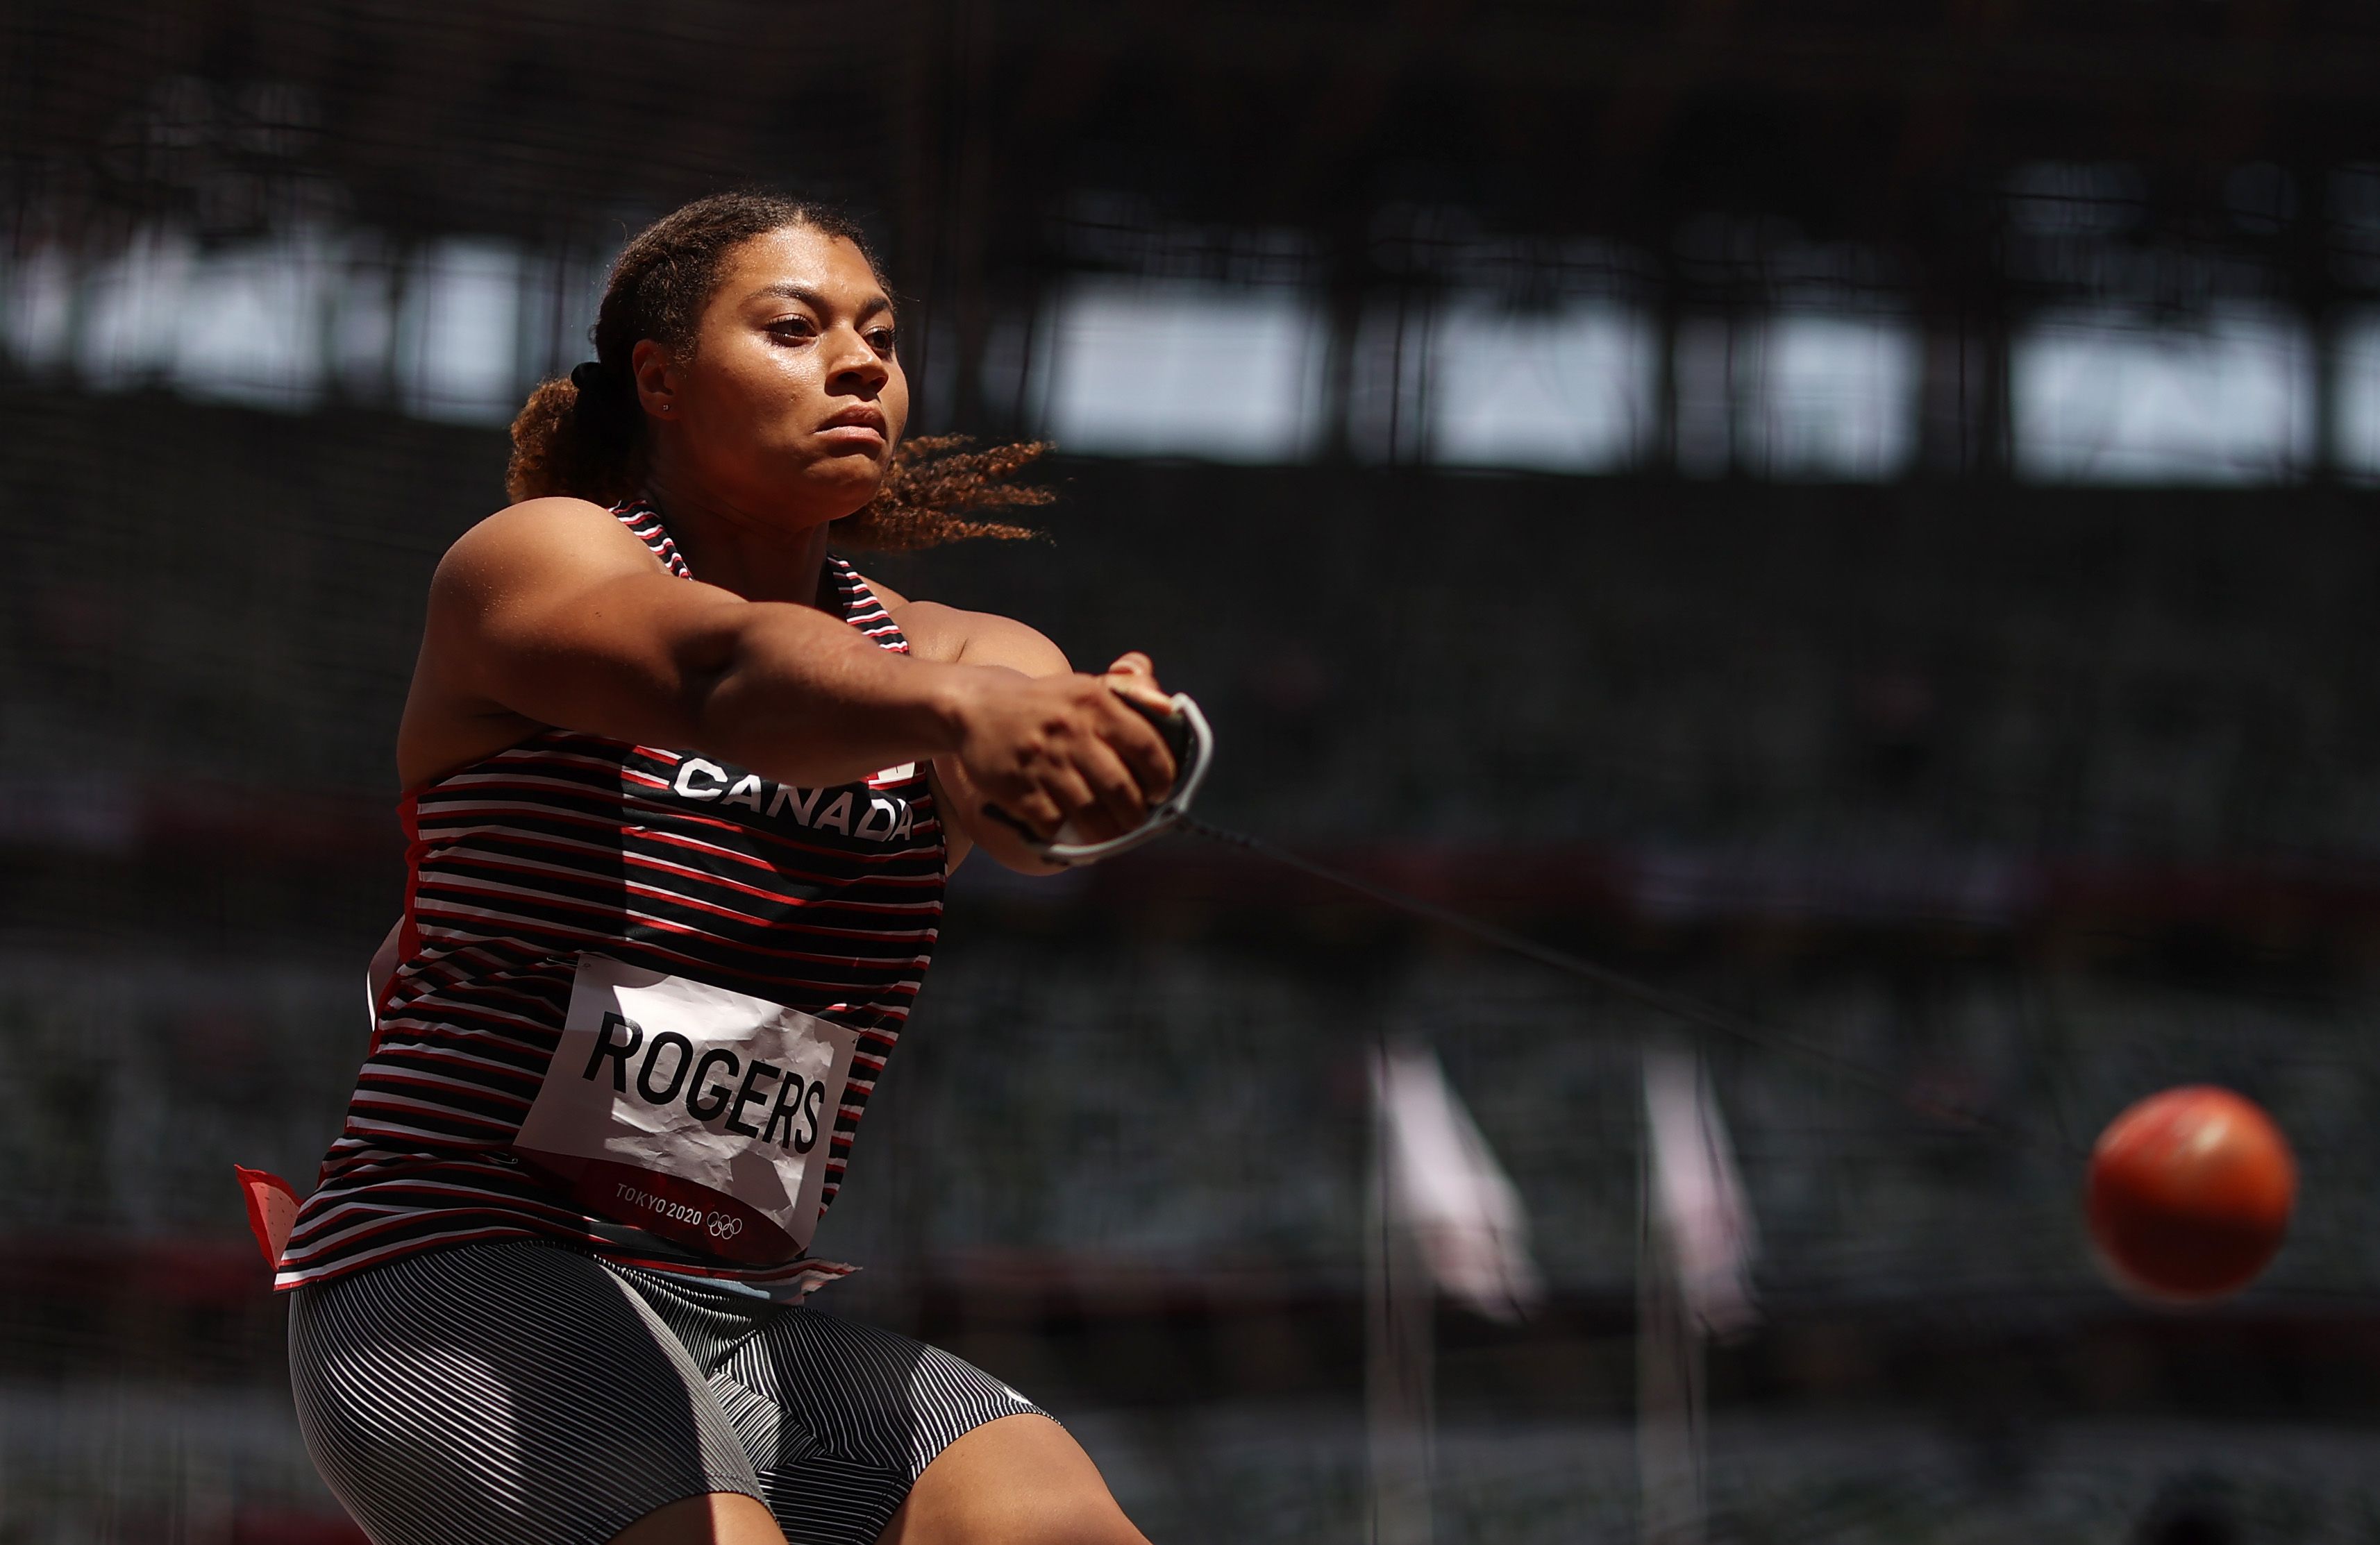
629, 338, 680, 421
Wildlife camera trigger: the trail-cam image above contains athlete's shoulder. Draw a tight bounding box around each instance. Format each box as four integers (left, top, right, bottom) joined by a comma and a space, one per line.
438, 497, 656, 585
458, 496, 637, 548
933, 605, 1065, 673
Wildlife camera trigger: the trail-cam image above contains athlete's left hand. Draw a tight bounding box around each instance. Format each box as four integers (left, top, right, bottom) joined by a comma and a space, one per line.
869, 584, 1178, 875
935, 652, 1178, 875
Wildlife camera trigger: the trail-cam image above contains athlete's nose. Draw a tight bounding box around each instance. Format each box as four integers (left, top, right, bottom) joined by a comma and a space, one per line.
823, 324, 889, 398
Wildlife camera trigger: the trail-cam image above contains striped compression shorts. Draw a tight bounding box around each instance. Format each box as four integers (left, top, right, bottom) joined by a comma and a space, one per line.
287, 1241, 1049, 1545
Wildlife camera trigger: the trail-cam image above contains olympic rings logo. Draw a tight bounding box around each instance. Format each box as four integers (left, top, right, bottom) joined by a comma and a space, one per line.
707, 1213, 744, 1240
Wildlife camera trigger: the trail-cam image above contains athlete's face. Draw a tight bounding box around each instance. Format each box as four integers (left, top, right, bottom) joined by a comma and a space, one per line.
636, 224, 908, 527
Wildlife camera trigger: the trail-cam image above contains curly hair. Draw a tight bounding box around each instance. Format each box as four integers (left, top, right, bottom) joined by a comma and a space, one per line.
505, 191, 1046, 551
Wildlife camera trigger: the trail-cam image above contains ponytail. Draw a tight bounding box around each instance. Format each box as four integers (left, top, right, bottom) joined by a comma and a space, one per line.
505, 362, 644, 505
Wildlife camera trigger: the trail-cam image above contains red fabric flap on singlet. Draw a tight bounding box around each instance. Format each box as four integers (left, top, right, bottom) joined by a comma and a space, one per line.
236, 1165, 303, 1271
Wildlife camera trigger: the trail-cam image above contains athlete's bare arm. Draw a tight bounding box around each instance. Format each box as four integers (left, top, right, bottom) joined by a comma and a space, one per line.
397, 498, 1174, 850
873, 580, 1172, 875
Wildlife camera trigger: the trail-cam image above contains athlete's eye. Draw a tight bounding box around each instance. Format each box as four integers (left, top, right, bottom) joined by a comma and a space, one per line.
767, 317, 817, 342
867, 327, 897, 354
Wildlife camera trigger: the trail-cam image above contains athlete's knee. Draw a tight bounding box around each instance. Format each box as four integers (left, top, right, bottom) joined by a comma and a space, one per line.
885, 1415, 1148, 1545
1018, 1491, 1148, 1545
894, 1487, 1145, 1545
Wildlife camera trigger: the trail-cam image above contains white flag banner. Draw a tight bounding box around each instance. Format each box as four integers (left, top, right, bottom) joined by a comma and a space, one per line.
1642, 1046, 1759, 1337
1373, 1042, 1545, 1322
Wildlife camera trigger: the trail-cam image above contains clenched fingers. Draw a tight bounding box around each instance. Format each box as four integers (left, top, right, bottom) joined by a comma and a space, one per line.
1075, 736, 1155, 838
1088, 686, 1177, 800
1102, 652, 1173, 720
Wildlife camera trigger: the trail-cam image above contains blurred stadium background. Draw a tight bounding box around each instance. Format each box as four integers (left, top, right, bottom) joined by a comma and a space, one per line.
10, 1, 2380, 1540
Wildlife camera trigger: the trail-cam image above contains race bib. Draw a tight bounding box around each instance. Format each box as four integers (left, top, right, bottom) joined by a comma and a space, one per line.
512, 954, 855, 1265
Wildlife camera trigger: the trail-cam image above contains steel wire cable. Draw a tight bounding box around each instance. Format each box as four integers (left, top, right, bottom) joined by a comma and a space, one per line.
1178, 816, 2080, 1159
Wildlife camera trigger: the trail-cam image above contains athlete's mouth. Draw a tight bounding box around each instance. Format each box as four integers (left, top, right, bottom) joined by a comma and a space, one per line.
818, 404, 887, 445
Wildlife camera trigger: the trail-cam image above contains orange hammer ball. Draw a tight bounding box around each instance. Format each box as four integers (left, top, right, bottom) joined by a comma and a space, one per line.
2087, 1086, 2296, 1303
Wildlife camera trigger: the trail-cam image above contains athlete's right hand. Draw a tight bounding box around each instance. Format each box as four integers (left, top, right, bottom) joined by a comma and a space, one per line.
950, 666, 1179, 847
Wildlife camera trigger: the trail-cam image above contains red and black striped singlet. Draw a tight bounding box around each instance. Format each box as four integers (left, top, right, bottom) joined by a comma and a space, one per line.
277, 501, 945, 1291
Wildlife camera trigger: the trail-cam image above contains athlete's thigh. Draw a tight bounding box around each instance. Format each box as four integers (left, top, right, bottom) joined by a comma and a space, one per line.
707, 1307, 1053, 1545
878, 1413, 1148, 1545
610, 1492, 787, 1545
288, 1241, 765, 1545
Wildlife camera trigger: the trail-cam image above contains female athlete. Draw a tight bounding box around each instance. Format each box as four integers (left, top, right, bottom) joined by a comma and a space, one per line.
278, 192, 1170, 1545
